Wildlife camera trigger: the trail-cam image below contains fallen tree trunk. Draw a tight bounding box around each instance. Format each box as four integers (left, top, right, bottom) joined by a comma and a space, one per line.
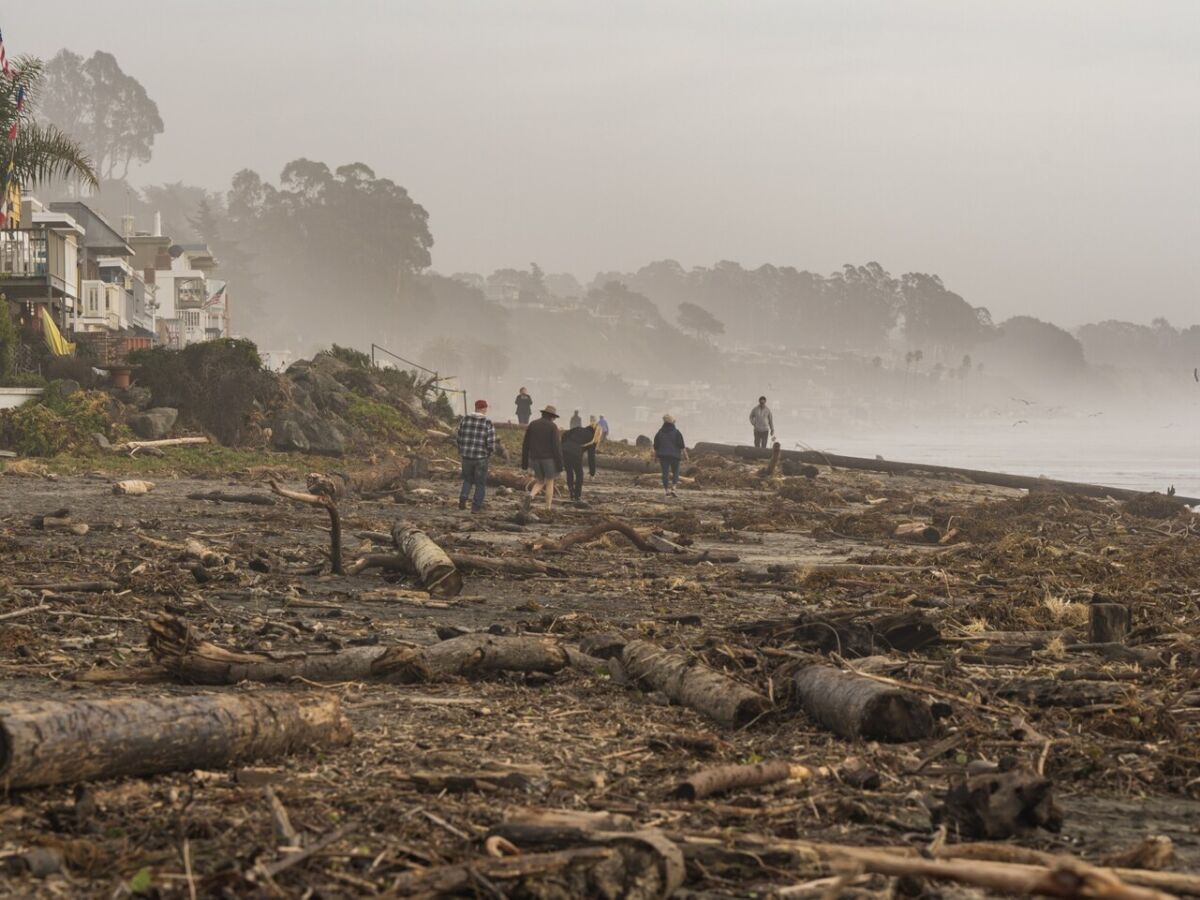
187, 491, 276, 506
0, 691, 351, 789
488, 467, 534, 491
791, 665, 933, 742
691, 441, 1200, 506
594, 454, 658, 474
673, 760, 812, 800
348, 551, 563, 578
112, 479, 155, 495
534, 518, 656, 553
764, 442, 781, 478
148, 614, 565, 684
391, 522, 463, 598
621, 640, 770, 728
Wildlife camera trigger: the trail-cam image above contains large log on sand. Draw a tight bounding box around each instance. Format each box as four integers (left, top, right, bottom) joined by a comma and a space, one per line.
149, 614, 566, 684
621, 640, 770, 728
692, 441, 1200, 506
0, 692, 351, 789
792, 665, 933, 742
391, 522, 462, 598
594, 454, 658, 474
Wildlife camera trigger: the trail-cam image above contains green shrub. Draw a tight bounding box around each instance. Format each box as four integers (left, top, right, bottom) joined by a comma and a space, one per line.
345, 396, 424, 445
128, 338, 276, 445
0, 303, 16, 379
327, 344, 372, 369
0, 373, 46, 388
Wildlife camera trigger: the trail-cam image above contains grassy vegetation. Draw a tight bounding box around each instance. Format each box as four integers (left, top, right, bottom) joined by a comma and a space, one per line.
2, 444, 332, 478
345, 396, 428, 447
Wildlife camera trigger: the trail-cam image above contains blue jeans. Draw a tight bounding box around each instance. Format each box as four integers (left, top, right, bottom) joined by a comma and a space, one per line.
660, 457, 680, 491
460, 457, 489, 510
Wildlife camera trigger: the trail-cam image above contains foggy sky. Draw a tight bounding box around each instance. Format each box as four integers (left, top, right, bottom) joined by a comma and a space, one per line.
10, 1, 1199, 326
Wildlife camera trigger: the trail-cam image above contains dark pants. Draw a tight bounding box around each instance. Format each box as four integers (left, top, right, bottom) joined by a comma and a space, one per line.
563, 445, 585, 499
517, 411, 530, 425
460, 457, 488, 510
753, 430, 770, 449
660, 456, 680, 491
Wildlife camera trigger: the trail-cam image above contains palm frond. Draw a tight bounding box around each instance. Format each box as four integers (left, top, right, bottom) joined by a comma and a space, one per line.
9, 121, 98, 189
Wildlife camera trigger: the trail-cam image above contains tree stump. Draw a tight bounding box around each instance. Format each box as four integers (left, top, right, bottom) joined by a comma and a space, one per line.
1089, 603, 1131, 644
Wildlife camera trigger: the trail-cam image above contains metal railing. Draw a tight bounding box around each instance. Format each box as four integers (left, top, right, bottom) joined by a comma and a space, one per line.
0, 230, 50, 277
370, 343, 468, 416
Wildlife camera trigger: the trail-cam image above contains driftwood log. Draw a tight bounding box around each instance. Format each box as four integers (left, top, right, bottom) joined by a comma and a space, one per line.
488, 467, 534, 491
593, 454, 659, 474
391, 522, 463, 598
148, 614, 567, 684
673, 760, 812, 800
691, 441, 1200, 506
534, 519, 656, 553
1089, 603, 1131, 644
0, 691, 351, 789
269, 477, 344, 575
935, 767, 1063, 839
734, 608, 940, 656
621, 640, 770, 728
792, 665, 933, 742
348, 551, 563, 578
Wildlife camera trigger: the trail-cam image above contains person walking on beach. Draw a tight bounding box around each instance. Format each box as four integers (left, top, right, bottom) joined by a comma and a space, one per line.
515, 388, 534, 425
455, 399, 496, 512
570, 409, 583, 429
750, 396, 774, 449
521, 404, 563, 511
654, 413, 688, 498
562, 417, 602, 501
598, 414, 610, 439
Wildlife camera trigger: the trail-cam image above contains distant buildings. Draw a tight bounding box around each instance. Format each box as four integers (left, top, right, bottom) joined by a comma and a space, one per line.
0, 196, 232, 369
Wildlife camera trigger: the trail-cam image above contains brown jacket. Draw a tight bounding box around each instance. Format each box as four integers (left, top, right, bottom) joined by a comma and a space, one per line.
521, 415, 563, 470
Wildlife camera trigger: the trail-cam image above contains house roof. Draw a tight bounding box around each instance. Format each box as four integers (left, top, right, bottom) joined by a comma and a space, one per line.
48, 202, 133, 256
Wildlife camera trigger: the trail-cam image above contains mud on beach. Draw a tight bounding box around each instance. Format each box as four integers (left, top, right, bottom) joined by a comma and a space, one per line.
1, 451, 1199, 897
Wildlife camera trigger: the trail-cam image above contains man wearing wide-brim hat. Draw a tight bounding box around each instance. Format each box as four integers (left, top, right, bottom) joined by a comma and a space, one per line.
521, 404, 564, 511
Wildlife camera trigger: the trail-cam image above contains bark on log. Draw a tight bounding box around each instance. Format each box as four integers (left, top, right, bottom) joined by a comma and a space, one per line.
621, 640, 770, 728
1089, 603, 1131, 644
691, 441, 1200, 506
348, 551, 561, 578
673, 760, 812, 800
488, 467, 535, 490
389, 839, 681, 900
0, 691, 351, 789
792, 665, 933, 742
391, 522, 463, 598
764, 442, 781, 478
187, 491, 276, 506
990, 678, 1129, 708
594, 454, 659, 474
15, 580, 117, 593
148, 615, 565, 684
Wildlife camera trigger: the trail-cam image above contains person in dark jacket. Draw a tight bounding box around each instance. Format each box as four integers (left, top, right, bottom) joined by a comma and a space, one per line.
569, 409, 582, 429
561, 420, 601, 501
653, 414, 688, 498
521, 405, 563, 510
515, 388, 533, 425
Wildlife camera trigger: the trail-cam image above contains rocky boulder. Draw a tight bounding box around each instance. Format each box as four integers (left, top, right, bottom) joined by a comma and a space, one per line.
269, 408, 346, 457
128, 407, 179, 440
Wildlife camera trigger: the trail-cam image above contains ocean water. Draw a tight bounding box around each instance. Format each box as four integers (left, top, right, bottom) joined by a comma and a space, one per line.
704, 415, 1200, 500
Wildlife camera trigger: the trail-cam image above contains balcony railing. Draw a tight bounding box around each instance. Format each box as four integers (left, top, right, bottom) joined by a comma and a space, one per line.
0, 229, 50, 277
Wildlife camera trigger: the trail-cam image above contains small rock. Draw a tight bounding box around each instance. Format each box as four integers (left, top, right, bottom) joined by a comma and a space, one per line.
128, 407, 178, 440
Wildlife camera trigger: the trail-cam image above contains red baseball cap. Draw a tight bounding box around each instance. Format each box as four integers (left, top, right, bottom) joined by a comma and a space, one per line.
474, 399, 489, 410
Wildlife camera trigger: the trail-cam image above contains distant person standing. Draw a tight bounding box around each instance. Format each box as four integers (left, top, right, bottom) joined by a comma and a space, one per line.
562, 418, 602, 500
521, 404, 564, 511
515, 388, 533, 425
750, 396, 775, 449
570, 409, 583, 429
455, 399, 496, 512
598, 414, 610, 439
653, 414, 688, 498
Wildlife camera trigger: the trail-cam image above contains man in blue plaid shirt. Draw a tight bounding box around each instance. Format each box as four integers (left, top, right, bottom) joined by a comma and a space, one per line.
456, 399, 496, 511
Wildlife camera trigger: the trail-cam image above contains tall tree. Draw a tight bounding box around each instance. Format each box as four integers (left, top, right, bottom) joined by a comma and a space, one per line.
38, 50, 163, 180
676, 301, 725, 341
0, 56, 97, 192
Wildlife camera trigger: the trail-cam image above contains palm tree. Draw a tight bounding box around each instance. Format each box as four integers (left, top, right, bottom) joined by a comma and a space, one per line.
0, 57, 97, 197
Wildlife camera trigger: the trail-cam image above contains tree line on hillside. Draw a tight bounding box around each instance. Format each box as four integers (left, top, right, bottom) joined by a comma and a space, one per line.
29, 47, 1200, 394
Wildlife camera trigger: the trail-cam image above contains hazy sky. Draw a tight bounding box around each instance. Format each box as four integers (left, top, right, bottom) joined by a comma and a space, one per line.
11, 1, 1199, 325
